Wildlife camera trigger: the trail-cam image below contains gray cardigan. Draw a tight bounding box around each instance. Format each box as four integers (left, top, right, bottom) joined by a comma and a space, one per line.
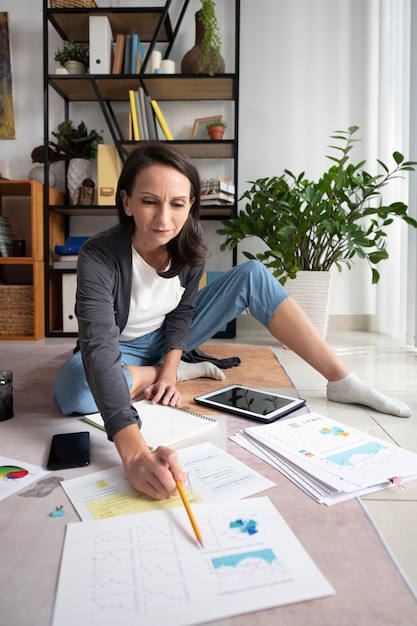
75, 224, 205, 439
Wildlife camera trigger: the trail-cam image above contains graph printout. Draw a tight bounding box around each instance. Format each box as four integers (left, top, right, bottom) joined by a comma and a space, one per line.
52, 497, 334, 626
0, 456, 48, 502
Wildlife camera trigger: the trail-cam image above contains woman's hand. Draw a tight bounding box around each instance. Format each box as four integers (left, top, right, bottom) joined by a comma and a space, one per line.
113, 424, 185, 499
125, 446, 185, 499
143, 379, 182, 406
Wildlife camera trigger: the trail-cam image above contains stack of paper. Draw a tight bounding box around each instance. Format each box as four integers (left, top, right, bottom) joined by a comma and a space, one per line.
231, 412, 417, 505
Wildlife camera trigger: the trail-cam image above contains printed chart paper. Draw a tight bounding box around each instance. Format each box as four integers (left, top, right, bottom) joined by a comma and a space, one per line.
0, 455, 48, 502
231, 412, 417, 504
61, 442, 276, 520
52, 497, 335, 626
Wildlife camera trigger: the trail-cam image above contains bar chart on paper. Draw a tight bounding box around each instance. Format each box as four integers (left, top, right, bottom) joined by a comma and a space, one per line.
52, 497, 334, 626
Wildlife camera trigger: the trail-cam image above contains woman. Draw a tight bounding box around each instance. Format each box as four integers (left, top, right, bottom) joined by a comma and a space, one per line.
54, 142, 411, 499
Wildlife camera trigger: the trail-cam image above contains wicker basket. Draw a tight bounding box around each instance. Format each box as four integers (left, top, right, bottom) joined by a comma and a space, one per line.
0, 285, 34, 336
50, 0, 98, 8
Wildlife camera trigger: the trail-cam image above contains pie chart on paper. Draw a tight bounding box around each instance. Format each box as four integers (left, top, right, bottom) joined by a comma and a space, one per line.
0, 466, 29, 480
230, 518, 258, 535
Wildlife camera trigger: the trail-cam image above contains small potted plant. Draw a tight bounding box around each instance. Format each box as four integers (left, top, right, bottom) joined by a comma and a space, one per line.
54, 40, 89, 74
206, 118, 228, 140
49, 120, 104, 204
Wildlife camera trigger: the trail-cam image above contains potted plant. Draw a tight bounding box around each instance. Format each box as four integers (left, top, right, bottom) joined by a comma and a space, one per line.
217, 126, 417, 335
54, 40, 89, 74
206, 118, 228, 140
49, 120, 104, 204
181, 0, 225, 76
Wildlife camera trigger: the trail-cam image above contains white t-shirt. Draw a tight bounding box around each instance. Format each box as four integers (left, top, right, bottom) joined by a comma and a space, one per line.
119, 246, 185, 341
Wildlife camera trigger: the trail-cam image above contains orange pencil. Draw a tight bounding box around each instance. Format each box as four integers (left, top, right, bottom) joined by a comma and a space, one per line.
176, 480, 204, 547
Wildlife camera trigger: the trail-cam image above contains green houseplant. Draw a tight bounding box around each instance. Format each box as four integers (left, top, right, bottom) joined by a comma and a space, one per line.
218, 126, 417, 286
49, 120, 104, 204
206, 118, 228, 140
54, 40, 89, 74
49, 120, 103, 160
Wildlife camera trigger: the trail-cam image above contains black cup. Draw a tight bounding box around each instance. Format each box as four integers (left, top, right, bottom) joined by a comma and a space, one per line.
0, 370, 14, 421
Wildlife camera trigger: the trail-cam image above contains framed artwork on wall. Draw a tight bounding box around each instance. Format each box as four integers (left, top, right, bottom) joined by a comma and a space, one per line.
0, 12, 16, 140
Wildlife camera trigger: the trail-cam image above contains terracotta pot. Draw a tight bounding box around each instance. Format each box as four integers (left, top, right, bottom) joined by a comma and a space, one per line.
181, 10, 225, 75
207, 125, 225, 140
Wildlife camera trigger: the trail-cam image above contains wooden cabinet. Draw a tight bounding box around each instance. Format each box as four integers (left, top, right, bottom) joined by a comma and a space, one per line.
0, 180, 64, 340
43, 0, 239, 336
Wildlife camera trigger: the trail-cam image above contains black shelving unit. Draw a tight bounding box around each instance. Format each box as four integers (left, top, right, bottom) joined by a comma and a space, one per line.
42, 0, 240, 338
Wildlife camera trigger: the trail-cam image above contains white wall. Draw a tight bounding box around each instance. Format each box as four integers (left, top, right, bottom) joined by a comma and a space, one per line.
1, 0, 390, 318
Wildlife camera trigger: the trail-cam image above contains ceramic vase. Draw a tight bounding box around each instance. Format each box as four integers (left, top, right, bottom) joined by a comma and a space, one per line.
181, 11, 225, 74
67, 158, 91, 205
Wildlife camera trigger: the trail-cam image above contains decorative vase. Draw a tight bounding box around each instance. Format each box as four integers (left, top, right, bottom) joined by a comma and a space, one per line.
64, 61, 86, 74
28, 164, 57, 188
207, 125, 225, 140
286, 271, 332, 338
181, 10, 225, 75
67, 158, 91, 205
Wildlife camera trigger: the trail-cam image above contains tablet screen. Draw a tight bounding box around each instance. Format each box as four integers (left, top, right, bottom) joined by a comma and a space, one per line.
194, 385, 306, 422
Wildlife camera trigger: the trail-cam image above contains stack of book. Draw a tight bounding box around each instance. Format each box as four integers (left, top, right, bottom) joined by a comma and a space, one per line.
128, 88, 173, 141
200, 177, 235, 205
230, 412, 417, 505
111, 31, 145, 75
53, 255, 78, 270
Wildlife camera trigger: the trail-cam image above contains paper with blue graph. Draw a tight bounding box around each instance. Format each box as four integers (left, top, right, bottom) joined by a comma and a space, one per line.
51, 496, 334, 626
231, 412, 417, 504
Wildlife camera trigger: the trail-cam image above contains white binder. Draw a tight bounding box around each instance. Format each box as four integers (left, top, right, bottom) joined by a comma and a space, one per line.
89, 15, 113, 74
62, 273, 78, 333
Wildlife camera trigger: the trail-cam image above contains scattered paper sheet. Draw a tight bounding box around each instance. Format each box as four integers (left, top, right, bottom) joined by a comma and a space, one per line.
0, 455, 48, 502
52, 496, 335, 626
231, 412, 417, 504
61, 442, 276, 521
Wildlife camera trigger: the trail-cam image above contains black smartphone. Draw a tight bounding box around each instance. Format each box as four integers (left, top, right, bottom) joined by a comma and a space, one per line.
47, 432, 90, 470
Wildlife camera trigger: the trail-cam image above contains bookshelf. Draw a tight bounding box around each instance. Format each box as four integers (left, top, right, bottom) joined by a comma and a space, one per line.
43, 0, 239, 337
0, 180, 64, 340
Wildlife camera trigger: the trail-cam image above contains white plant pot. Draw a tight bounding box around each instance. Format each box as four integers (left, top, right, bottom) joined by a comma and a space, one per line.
67, 158, 91, 205
286, 270, 332, 338
64, 61, 86, 74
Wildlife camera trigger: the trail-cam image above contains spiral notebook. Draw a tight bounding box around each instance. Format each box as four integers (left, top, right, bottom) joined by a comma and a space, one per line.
82, 399, 218, 449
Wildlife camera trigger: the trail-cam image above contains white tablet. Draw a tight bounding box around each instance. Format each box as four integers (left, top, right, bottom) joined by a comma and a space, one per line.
194, 384, 306, 423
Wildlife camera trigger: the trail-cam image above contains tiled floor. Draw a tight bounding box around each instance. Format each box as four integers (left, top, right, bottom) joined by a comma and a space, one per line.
209, 317, 417, 597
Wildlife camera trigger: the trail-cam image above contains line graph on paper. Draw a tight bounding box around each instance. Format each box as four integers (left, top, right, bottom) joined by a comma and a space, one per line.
89, 522, 189, 624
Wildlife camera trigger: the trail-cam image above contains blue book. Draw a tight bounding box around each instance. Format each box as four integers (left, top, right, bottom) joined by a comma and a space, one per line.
123, 34, 132, 74
131, 33, 138, 73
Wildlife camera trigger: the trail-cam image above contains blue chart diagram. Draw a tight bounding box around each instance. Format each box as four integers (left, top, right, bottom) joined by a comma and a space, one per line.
210, 548, 291, 589
229, 518, 258, 535
327, 442, 387, 468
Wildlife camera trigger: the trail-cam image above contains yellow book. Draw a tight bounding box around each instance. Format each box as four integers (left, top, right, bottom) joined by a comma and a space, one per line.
150, 99, 174, 140
129, 89, 140, 140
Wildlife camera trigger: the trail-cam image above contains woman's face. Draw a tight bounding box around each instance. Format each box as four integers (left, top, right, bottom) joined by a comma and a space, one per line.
121, 164, 194, 251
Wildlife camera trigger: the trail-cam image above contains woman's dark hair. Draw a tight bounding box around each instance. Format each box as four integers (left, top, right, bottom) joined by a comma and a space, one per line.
116, 141, 208, 277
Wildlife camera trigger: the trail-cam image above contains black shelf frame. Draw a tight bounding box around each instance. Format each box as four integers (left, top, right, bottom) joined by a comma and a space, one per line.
43, 0, 240, 338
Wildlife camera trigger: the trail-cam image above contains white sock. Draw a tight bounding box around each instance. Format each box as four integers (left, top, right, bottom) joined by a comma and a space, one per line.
176, 360, 226, 382
327, 372, 411, 417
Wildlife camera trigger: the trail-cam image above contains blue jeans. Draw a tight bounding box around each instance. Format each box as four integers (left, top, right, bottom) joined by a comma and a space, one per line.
53, 261, 289, 415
